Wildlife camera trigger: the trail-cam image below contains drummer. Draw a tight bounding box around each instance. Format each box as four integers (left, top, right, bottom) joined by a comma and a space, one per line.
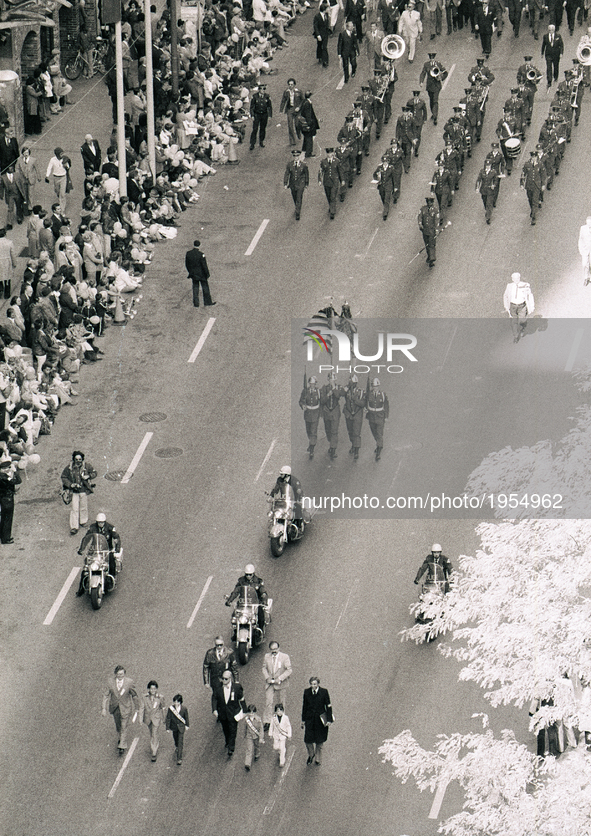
496, 106, 521, 176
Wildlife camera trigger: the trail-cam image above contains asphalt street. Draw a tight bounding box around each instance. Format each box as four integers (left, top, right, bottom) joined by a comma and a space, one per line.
1, 8, 589, 836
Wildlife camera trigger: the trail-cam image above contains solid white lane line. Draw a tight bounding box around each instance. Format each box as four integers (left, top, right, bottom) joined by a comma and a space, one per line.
336, 75, 345, 90
357, 228, 379, 259
441, 64, 455, 91
439, 324, 458, 370
429, 779, 449, 819
255, 438, 277, 482
245, 219, 270, 256
188, 317, 216, 364
43, 566, 80, 625
107, 736, 139, 798
187, 575, 214, 628
564, 327, 584, 371
334, 578, 359, 631
121, 432, 153, 484
263, 747, 295, 815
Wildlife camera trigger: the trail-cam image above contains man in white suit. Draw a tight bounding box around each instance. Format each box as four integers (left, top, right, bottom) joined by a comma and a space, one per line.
262, 641, 293, 729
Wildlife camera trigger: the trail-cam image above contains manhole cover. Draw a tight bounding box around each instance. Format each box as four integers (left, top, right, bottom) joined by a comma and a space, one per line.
139, 412, 167, 423
104, 470, 127, 481
155, 447, 183, 458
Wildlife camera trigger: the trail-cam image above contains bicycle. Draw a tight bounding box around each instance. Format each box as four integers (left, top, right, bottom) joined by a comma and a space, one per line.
64, 38, 109, 80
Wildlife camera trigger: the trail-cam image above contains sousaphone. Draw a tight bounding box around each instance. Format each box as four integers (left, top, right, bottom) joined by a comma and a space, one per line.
381, 34, 406, 60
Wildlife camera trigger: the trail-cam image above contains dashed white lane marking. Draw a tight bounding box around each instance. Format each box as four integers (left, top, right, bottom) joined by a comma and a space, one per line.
121, 432, 153, 484
336, 75, 345, 90
429, 778, 449, 818
245, 219, 270, 255
356, 227, 379, 259
107, 736, 139, 798
263, 747, 296, 815
187, 575, 214, 628
255, 438, 277, 482
334, 578, 359, 631
441, 64, 455, 91
439, 323, 458, 369
564, 327, 584, 371
43, 566, 79, 625
188, 317, 216, 363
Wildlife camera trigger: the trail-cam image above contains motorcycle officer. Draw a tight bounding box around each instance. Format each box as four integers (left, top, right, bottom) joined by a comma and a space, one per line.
270, 465, 304, 530
76, 512, 122, 596
226, 563, 268, 631
414, 543, 453, 592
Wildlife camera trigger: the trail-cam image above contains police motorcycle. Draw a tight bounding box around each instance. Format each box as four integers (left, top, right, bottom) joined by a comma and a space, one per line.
79, 531, 122, 609
266, 481, 307, 557
225, 585, 272, 664
414, 544, 452, 640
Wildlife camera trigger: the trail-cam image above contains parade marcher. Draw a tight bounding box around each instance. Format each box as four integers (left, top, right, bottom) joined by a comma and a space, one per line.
359, 84, 376, 141
351, 99, 371, 159
474, 0, 497, 58
417, 195, 439, 268
299, 91, 320, 158
270, 703, 292, 767
496, 108, 520, 176
318, 148, 345, 220
578, 215, 591, 286
345, 0, 366, 41
280, 78, 304, 147
468, 56, 495, 87
77, 512, 122, 593
503, 271, 535, 342
139, 680, 166, 761
446, 0, 462, 33
61, 450, 96, 535
185, 240, 216, 308
284, 150, 309, 221
517, 56, 541, 125
365, 20, 385, 71
243, 704, 264, 771
262, 640, 293, 728
414, 543, 453, 590
541, 23, 564, 87
212, 671, 246, 757
459, 87, 480, 149
342, 373, 366, 458
577, 26, 591, 87
203, 636, 240, 695
424, 0, 444, 40
226, 563, 268, 631
336, 140, 355, 198
372, 156, 398, 221
475, 158, 502, 223
430, 161, 452, 226
337, 114, 362, 175
398, 0, 423, 62
301, 676, 333, 765
484, 141, 506, 204
337, 20, 359, 84
419, 53, 448, 124
166, 694, 189, 765
406, 90, 428, 156
395, 107, 416, 173
436, 139, 461, 194
249, 83, 273, 150
520, 149, 545, 225
0, 459, 20, 544
383, 138, 404, 200
102, 665, 140, 756
313, 3, 331, 68
368, 70, 386, 139
299, 374, 321, 457
528, 0, 544, 38
320, 371, 344, 459
366, 377, 389, 461
506, 0, 523, 36
504, 87, 526, 138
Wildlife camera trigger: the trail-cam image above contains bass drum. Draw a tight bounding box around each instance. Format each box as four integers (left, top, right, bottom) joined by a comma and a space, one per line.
504, 137, 522, 158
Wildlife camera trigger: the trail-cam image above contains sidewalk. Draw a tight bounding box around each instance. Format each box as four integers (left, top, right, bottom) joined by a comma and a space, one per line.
6, 73, 115, 298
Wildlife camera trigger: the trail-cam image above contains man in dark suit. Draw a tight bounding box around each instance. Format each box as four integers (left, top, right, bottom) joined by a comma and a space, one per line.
102, 665, 140, 755
0, 128, 19, 175
319, 148, 345, 220
80, 134, 102, 173
345, 0, 365, 41
541, 23, 564, 87
279, 78, 305, 146
212, 671, 246, 756
474, 0, 497, 58
284, 149, 309, 220
301, 676, 333, 765
337, 20, 359, 84
313, 3, 331, 67
185, 239, 216, 307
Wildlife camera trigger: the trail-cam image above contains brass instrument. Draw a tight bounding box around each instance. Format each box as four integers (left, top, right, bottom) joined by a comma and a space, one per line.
570, 76, 582, 108
479, 84, 489, 112
380, 34, 405, 60
429, 65, 441, 79
577, 42, 591, 65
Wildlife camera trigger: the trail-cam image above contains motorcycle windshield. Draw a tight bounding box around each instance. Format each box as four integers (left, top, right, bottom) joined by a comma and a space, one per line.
273, 482, 295, 509
427, 561, 446, 582
86, 532, 110, 556
237, 586, 259, 608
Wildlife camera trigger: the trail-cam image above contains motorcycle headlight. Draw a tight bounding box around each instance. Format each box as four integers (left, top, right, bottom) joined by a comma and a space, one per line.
238, 616, 249, 625
90, 561, 100, 571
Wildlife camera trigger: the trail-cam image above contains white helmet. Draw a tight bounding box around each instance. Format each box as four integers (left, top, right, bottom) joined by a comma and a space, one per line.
432, 543, 442, 553
280, 465, 291, 476
245, 563, 255, 575
96, 512, 107, 523
372, 378, 380, 386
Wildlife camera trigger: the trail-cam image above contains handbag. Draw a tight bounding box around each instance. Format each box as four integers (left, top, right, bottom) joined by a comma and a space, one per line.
60, 487, 72, 505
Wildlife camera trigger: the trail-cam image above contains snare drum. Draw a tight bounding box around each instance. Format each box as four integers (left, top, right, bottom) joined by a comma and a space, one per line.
504, 137, 522, 158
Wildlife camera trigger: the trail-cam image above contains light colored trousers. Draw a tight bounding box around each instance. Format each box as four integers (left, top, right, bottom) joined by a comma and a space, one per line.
70, 491, 88, 530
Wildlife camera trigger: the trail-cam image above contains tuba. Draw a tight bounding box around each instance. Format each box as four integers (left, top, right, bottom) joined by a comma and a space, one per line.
381, 34, 406, 60
577, 42, 591, 65
430, 65, 441, 79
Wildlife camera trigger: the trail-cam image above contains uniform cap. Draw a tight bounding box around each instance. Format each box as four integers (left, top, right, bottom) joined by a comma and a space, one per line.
428, 52, 436, 58
345, 115, 353, 121
325, 147, 335, 153
426, 195, 435, 202
412, 90, 420, 96
491, 141, 499, 147
524, 55, 532, 61
476, 57, 484, 64
291, 149, 301, 156
372, 377, 380, 386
